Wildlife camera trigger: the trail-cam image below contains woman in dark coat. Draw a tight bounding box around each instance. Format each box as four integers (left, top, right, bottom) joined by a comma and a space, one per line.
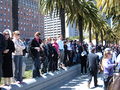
30, 32, 42, 78
2, 30, 15, 86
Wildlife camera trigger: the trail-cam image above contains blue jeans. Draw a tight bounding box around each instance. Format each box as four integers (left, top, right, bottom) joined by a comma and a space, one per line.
33, 57, 41, 78
13, 55, 23, 82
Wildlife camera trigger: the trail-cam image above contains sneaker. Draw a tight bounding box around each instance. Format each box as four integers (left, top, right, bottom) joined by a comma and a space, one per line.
18, 81, 24, 84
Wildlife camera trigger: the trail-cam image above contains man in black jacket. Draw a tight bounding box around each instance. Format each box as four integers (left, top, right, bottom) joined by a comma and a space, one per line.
0, 33, 6, 82
87, 47, 99, 88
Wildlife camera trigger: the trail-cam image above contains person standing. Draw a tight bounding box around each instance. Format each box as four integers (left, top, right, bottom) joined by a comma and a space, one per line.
52, 38, 59, 71
87, 47, 99, 88
57, 35, 65, 69
81, 46, 87, 74
2, 29, 15, 86
102, 48, 117, 90
0, 32, 6, 82
30, 32, 42, 78
12, 31, 25, 83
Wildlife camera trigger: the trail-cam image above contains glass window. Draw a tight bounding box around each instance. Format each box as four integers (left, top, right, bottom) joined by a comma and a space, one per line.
8, 8, 10, 12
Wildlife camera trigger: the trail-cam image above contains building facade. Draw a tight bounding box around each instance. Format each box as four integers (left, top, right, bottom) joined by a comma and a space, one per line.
44, 11, 79, 39
0, 0, 44, 39
66, 23, 79, 38
18, 0, 44, 39
0, 0, 13, 32
44, 13, 61, 39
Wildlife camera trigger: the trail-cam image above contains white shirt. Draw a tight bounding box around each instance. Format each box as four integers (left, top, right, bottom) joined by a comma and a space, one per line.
57, 40, 64, 50
12, 38, 25, 55
116, 54, 120, 64
96, 52, 103, 60
112, 51, 117, 63
67, 42, 72, 50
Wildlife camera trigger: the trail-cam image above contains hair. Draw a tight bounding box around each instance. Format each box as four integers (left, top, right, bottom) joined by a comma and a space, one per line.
91, 47, 96, 53
3, 29, 12, 38
101, 48, 113, 68
13, 30, 20, 35
34, 32, 41, 37
103, 49, 112, 59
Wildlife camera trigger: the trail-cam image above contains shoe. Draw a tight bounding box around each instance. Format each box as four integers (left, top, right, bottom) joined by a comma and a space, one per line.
18, 81, 24, 84
87, 83, 90, 88
95, 84, 98, 87
4, 84, 9, 86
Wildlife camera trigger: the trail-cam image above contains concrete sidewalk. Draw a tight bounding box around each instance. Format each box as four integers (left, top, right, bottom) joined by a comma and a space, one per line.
50, 74, 103, 90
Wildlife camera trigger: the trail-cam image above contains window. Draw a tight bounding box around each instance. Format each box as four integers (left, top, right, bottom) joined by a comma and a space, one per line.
8, 8, 10, 12
8, 20, 10, 22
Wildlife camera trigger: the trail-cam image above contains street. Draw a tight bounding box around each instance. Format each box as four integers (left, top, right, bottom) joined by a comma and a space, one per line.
50, 74, 103, 90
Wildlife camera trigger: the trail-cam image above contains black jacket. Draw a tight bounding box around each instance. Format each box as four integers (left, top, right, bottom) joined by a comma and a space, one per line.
30, 38, 42, 58
0, 33, 6, 63
87, 53, 99, 72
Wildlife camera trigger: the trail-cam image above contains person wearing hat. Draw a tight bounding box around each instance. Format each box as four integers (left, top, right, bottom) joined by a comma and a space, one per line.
87, 47, 99, 88
12, 30, 25, 83
30, 32, 42, 78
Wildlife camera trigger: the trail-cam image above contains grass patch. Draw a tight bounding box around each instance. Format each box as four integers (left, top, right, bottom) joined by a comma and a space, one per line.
0, 70, 33, 86
24, 70, 32, 79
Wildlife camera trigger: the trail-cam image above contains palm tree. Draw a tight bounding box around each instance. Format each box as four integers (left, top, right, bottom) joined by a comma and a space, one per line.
39, 0, 70, 39
67, 0, 102, 43
39, 0, 104, 43
96, 0, 120, 16
96, 0, 120, 44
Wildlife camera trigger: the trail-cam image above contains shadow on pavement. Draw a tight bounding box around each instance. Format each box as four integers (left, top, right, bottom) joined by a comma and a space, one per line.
50, 74, 103, 90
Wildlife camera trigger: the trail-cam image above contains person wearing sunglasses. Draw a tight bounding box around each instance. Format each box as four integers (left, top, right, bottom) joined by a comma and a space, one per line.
12, 31, 25, 83
2, 29, 15, 86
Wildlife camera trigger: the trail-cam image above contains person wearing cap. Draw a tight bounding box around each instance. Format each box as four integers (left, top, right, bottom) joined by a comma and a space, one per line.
101, 48, 118, 90
30, 32, 42, 78
12, 31, 25, 83
2, 29, 15, 86
0, 32, 6, 82
87, 47, 99, 88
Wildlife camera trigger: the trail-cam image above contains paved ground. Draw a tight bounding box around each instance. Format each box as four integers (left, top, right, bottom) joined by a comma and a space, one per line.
50, 74, 103, 90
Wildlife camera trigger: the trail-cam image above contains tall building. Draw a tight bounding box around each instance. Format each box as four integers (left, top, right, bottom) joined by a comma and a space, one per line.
44, 13, 61, 39
66, 23, 79, 38
44, 12, 79, 39
0, 0, 13, 32
0, 0, 44, 39
18, 0, 44, 39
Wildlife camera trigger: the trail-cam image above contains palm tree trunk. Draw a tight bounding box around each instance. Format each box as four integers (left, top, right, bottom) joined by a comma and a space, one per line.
12, 0, 18, 31
60, 7, 65, 39
78, 15, 83, 44
89, 22, 92, 42
100, 31, 103, 45
95, 32, 98, 46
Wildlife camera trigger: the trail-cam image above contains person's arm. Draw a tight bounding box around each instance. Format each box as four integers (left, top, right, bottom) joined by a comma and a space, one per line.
0, 34, 6, 52
104, 61, 116, 69
8, 41, 15, 53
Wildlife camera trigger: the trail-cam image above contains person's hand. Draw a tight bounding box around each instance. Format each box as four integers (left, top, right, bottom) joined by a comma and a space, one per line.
34, 47, 40, 52
3, 49, 9, 53
115, 62, 118, 66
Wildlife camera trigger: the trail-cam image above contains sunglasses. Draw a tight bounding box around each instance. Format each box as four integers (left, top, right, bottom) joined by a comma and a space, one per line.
16, 34, 20, 35
4, 33, 9, 35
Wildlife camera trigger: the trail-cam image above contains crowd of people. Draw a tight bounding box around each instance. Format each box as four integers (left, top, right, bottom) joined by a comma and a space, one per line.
0, 29, 120, 90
